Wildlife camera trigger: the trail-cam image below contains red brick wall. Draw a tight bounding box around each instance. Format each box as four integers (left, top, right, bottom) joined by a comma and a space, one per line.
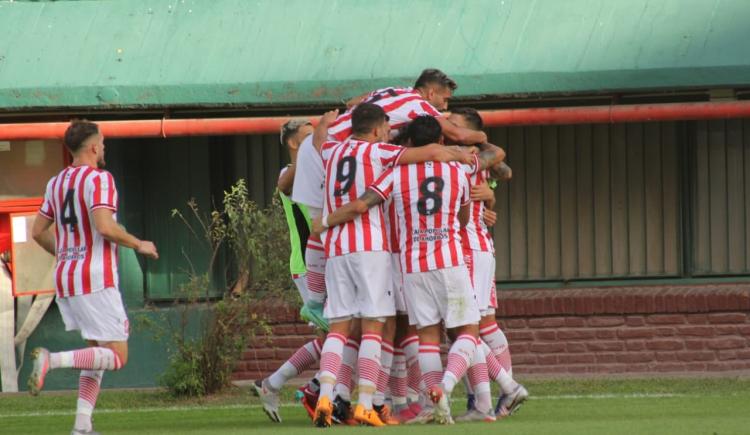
234, 283, 750, 381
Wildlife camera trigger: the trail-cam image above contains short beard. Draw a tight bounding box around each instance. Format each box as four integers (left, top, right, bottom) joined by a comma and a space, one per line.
97, 158, 106, 169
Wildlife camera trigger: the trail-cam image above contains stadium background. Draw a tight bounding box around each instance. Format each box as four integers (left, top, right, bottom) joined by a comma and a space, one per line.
0, 0, 749, 390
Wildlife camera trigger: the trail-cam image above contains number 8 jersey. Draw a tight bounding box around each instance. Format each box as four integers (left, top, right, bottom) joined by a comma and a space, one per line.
370, 162, 471, 274
320, 139, 405, 258
39, 166, 119, 298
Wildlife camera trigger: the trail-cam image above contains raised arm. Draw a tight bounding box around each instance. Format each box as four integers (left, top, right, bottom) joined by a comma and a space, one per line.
313, 109, 340, 151
311, 189, 385, 234
398, 143, 474, 165
489, 162, 512, 181
438, 116, 487, 145
277, 164, 296, 196
475, 142, 506, 171
346, 93, 368, 108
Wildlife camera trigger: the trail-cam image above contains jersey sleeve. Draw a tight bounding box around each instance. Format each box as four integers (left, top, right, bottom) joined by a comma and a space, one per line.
88, 171, 118, 212
38, 177, 56, 219
369, 167, 395, 201
402, 98, 443, 119
376, 143, 406, 168
319, 140, 340, 166
459, 153, 480, 176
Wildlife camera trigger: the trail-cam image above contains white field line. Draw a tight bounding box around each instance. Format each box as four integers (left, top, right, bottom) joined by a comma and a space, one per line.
0, 392, 715, 418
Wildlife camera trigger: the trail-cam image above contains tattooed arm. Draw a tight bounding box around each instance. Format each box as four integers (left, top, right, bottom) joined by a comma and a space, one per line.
311, 189, 385, 234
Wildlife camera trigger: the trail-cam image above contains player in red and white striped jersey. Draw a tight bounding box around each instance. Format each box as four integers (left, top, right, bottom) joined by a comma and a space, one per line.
28, 120, 158, 435
448, 107, 528, 419
313, 115, 506, 424
313, 105, 474, 427
327, 69, 487, 145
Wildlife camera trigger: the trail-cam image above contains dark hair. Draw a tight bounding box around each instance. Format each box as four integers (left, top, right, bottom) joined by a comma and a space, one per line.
414, 68, 457, 91
451, 107, 483, 131
64, 120, 99, 153
280, 119, 312, 146
351, 103, 389, 136
406, 115, 442, 147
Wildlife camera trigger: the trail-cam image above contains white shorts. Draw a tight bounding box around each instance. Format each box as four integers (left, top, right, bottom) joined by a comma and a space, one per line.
56, 287, 129, 342
391, 253, 407, 314
324, 251, 394, 320
466, 250, 497, 316
403, 265, 480, 329
292, 273, 309, 304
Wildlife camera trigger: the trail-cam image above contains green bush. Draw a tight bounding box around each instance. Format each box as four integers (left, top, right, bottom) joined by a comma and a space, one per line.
146, 180, 295, 397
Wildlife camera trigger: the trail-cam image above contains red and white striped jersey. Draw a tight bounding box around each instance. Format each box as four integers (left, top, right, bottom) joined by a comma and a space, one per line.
39, 166, 120, 298
460, 168, 494, 252
385, 198, 400, 254
371, 162, 471, 274
327, 87, 442, 142
321, 139, 405, 257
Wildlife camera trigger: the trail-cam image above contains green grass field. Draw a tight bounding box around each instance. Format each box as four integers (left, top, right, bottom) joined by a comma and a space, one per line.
2, 378, 749, 435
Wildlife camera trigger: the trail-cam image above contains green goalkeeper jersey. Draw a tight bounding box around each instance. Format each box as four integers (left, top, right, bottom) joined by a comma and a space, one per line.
279, 168, 311, 276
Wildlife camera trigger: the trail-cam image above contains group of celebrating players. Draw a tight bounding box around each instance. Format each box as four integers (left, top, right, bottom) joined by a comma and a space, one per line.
23, 67, 527, 434
254, 68, 528, 427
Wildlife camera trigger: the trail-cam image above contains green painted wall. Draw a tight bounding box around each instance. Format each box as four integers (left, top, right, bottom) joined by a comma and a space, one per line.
1, 0, 749, 110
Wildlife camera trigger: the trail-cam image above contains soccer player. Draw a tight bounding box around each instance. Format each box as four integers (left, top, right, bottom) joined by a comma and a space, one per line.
448, 108, 528, 418
313, 115, 506, 425
328, 68, 487, 145
312, 104, 472, 427
27, 120, 159, 435
253, 119, 325, 423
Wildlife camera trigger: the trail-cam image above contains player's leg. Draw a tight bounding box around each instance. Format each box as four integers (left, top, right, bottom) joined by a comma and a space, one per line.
401, 269, 443, 425
29, 290, 128, 394
373, 316, 399, 424
255, 336, 322, 422
331, 322, 359, 426
314, 255, 357, 427
301, 237, 328, 331
352, 252, 395, 427
428, 266, 482, 424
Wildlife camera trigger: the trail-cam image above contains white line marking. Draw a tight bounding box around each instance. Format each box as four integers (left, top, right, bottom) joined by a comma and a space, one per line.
1, 392, 725, 418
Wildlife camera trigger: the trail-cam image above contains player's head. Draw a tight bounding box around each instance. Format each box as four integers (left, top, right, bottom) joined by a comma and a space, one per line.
351, 103, 390, 142
280, 119, 313, 150
414, 68, 457, 111
64, 120, 106, 169
448, 107, 483, 131
405, 115, 443, 148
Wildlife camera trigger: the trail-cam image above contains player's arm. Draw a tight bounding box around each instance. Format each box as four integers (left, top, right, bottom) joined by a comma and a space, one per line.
398, 143, 474, 165
437, 116, 487, 145
475, 142, 506, 171
458, 203, 471, 228
489, 162, 512, 181
31, 215, 55, 255
92, 209, 159, 259
346, 93, 368, 108
311, 189, 385, 234
277, 164, 296, 196
471, 181, 497, 210
312, 109, 340, 152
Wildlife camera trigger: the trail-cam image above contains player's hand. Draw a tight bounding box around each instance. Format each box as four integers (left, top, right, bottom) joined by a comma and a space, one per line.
444, 145, 475, 165
477, 131, 488, 144
319, 109, 339, 127
471, 182, 494, 202
483, 209, 497, 227
137, 240, 159, 259
311, 216, 325, 235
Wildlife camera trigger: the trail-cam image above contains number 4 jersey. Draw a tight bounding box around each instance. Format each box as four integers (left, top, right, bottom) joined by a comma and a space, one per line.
39, 166, 119, 298
321, 139, 405, 258
370, 162, 471, 274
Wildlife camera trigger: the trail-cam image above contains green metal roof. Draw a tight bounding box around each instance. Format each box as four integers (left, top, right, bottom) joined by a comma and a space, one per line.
0, 0, 748, 110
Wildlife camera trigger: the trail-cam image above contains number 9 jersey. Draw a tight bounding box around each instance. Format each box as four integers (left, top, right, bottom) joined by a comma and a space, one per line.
370, 162, 471, 274
320, 139, 405, 258
39, 166, 119, 298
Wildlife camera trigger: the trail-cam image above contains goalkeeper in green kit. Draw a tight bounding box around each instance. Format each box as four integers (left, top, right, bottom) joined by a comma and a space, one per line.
253, 118, 328, 423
